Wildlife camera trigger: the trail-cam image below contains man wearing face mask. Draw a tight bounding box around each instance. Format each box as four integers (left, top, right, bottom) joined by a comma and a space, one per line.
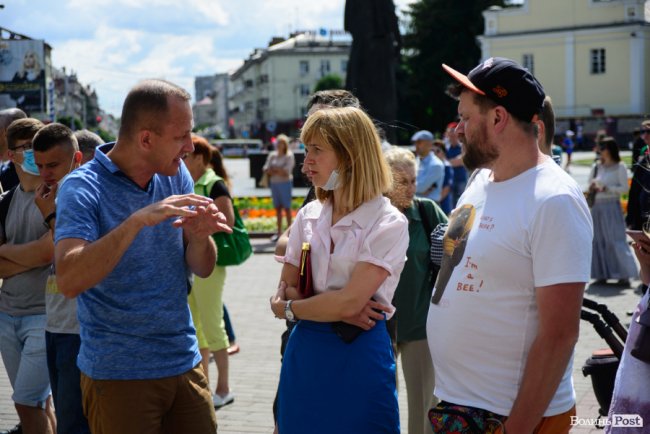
0, 118, 57, 434
32, 123, 89, 434
0, 108, 27, 192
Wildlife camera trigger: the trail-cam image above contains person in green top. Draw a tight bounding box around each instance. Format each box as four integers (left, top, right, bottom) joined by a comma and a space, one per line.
384, 147, 448, 434
182, 134, 236, 409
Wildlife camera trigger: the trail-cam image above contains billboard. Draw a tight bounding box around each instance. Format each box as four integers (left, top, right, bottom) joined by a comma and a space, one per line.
0, 39, 46, 114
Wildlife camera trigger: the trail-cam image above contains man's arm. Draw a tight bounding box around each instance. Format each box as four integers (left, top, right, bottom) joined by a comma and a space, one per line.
503, 282, 583, 433
0, 232, 54, 268
56, 194, 214, 298
0, 257, 30, 278
449, 155, 464, 168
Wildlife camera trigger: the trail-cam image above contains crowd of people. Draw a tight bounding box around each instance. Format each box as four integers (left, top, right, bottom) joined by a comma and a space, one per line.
0, 56, 648, 434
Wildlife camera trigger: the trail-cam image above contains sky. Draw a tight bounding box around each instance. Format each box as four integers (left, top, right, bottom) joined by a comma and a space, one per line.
1, 0, 416, 117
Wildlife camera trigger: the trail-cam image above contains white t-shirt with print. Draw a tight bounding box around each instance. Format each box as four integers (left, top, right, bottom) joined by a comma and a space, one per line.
427, 158, 593, 416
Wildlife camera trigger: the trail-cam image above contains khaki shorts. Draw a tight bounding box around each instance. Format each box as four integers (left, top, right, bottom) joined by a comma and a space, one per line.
80, 364, 216, 434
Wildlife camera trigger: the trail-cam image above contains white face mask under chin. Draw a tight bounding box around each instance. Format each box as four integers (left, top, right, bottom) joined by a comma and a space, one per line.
321, 170, 340, 191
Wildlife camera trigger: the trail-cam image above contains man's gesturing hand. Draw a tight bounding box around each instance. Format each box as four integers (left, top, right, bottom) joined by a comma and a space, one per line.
174, 202, 233, 239
132, 194, 213, 228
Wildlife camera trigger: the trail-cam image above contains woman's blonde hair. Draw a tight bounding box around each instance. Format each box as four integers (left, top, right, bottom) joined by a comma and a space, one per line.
300, 106, 391, 213
276, 134, 290, 155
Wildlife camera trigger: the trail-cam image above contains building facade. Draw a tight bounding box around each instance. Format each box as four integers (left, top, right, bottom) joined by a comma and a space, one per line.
193, 73, 230, 138
229, 32, 350, 140
479, 0, 649, 125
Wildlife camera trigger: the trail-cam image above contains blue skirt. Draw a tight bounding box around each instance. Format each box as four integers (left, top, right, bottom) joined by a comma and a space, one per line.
270, 180, 293, 209
277, 320, 399, 434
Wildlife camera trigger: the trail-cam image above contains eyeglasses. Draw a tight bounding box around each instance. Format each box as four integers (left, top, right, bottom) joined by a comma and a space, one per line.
9, 142, 32, 152
641, 129, 650, 135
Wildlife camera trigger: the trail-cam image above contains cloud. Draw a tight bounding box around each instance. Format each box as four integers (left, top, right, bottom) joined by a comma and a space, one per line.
66, 0, 229, 26
3, 0, 416, 115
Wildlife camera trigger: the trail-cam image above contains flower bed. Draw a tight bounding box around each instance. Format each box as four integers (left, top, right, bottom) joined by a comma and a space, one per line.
235, 196, 304, 233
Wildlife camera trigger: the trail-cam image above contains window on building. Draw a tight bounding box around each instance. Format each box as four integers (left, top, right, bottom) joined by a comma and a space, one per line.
522, 54, 534, 75
300, 84, 311, 97
245, 79, 254, 88
320, 60, 331, 77
341, 60, 348, 73
590, 48, 606, 74
258, 98, 270, 108
258, 74, 269, 84
299, 60, 310, 76
244, 101, 254, 111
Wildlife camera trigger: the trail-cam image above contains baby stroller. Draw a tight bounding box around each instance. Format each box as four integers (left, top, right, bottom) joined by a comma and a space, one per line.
580, 297, 628, 428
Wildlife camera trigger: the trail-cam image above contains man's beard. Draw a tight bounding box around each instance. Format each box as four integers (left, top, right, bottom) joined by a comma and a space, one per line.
461, 122, 499, 172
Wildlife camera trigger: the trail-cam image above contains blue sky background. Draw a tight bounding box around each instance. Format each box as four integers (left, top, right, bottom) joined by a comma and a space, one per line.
1, 0, 415, 116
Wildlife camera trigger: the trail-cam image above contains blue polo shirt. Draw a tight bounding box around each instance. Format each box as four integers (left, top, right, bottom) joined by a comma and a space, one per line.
415, 152, 445, 202
55, 143, 200, 380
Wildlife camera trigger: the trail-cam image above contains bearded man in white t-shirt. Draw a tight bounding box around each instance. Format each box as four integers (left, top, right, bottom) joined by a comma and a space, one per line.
427, 58, 593, 434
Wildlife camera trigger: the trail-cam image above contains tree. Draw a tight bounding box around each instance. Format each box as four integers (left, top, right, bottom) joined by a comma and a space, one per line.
402, 0, 508, 135
56, 115, 83, 131
313, 74, 344, 92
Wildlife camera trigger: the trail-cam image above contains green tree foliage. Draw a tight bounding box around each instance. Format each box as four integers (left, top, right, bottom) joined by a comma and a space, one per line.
402, 0, 507, 134
56, 116, 83, 131
314, 74, 344, 92
96, 128, 115, 143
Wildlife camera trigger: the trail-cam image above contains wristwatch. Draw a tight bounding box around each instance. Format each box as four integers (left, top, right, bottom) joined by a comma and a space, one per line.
43, 212, 56, 229
285, 300, 297, 322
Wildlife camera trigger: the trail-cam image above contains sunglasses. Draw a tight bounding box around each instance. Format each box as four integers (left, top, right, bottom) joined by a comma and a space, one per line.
641, 129, 650, 135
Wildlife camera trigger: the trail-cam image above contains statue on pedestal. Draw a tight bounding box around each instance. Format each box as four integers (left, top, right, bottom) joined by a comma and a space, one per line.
344, 0, 401, 141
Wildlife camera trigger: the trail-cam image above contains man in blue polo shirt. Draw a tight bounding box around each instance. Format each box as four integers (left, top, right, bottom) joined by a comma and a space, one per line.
444, 122, 468, 208
54, 79, 231, 434
413, 130, 445, 204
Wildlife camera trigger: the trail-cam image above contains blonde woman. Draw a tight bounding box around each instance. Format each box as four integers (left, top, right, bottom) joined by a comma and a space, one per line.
270, 107, 408, 433
263, 134, 295, 240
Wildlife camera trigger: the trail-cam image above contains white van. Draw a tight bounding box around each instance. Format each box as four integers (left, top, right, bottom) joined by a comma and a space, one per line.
214, 139, 264, 157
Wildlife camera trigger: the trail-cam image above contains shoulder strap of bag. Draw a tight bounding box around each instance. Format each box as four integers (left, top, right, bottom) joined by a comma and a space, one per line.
200, 171, 223, 199
0, 186, 17, 231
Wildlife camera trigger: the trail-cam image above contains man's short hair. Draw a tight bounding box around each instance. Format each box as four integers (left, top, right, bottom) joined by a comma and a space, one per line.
33, 123, 79, 153
0, 108, 27, 130
307, 89, 360, 111
119, 79, 191, 139
74, 129, 104, 157
6, 118, 44, 149
642, 120, 650, 130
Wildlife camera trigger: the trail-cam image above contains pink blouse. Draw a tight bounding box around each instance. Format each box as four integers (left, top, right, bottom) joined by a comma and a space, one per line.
282, 196, 409, 318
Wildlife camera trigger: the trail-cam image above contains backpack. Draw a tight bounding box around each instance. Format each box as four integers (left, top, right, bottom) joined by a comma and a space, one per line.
200, 175, 252, 267
0, 186, 17, 235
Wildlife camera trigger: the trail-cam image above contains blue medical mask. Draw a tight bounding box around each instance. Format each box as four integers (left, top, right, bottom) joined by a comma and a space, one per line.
321, 169, 340, 191
20, 149, 40, 176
